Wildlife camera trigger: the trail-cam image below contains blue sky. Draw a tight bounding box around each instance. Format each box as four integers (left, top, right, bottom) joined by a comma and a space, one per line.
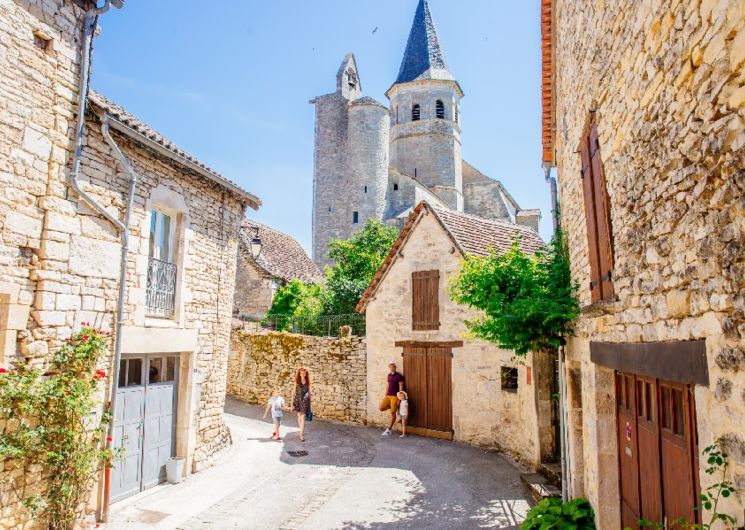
92, 1, 549, 250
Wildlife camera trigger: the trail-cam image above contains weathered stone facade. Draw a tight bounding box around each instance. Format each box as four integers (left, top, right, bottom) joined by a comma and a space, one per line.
547, 0, 745, 526
228, 330, 367, 424
0, 1, 258, 525
310, 1, 540, 269
233, 220, 322, 320
359, 205, 549, 468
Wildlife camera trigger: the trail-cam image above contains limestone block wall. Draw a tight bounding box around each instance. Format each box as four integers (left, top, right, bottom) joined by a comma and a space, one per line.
347, 101, 389, 230
233, 248, 274, 319
228, 331, 367, 424
311, 92, 350, 268
364, 213, 547, 468
552, 0, 745, 525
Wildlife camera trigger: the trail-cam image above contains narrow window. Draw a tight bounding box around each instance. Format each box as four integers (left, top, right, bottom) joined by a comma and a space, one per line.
328, 207, 332, 212
353, 211, 359, 224
147, 209, 178, 317
347, 69, 357, 89
579, 120, 614, 303
396, 106, 399, 124
364, 185, 367, 193
393, 183, 399, 191
436, 100, 445, 119
455, 105, 459, 124
412, 104, 420, 121
412, 270, 439, 330
501, 367, 519, 392
33, 30, 53, 53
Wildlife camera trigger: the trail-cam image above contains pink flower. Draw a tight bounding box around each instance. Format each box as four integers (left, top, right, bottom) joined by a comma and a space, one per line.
0, 368, 7, 374
106, 436, 113, 443
93, 369, 106, 380
82, 334, 90, 341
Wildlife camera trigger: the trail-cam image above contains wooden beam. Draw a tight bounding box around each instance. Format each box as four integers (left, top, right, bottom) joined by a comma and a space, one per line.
394, 340, 464, 349
404, 426, 454, 440
590, 340, 709, 386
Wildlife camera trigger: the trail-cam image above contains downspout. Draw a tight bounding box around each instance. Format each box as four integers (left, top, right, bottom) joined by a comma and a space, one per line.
67, 0, 128, 522
544, 162, 571, 501
100, 114, 138, 522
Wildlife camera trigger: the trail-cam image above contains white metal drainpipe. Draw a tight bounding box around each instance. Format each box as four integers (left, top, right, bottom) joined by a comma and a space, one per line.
544, 163, 571, 501
68, 0, 128, 522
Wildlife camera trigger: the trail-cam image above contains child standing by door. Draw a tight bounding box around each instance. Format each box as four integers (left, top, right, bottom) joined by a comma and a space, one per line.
396, 390, 409, 438
263, 386, 285, 441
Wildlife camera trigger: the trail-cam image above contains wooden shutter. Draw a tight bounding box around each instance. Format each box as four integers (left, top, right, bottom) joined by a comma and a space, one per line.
412, 270, 440, 331
580, 122, 614, 302
589, 125, 615, 299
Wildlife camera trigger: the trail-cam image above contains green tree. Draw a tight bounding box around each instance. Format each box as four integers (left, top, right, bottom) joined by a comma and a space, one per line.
449, 231, 580, 357
324, 219, 398, 314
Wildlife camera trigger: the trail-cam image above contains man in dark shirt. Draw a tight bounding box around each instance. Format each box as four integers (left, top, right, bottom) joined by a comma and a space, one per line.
380, 360, 404, 436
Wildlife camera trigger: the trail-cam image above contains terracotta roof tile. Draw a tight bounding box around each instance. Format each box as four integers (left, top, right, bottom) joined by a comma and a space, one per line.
240, 220, 322, 283
356, 202, 545, 312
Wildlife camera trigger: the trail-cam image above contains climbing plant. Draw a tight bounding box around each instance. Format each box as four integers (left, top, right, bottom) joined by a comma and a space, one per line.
635, 439, 738, 530
0, 324, 115, 529
449, 231, 580, 357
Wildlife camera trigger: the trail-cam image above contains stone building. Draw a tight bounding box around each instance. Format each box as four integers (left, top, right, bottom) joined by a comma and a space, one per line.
311, 0, 540, 268
0, 0, 260, 523
234, 219, 322, 320
542, 0, 745, 527
355, 201, 551, 467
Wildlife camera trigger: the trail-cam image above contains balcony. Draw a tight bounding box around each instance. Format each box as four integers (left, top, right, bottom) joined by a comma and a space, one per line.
146, 257, 177, 317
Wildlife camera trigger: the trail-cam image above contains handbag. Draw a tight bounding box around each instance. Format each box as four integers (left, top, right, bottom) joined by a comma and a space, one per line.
305, 410, 313, 422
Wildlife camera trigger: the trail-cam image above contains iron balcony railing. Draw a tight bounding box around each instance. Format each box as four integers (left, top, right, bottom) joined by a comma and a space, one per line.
146, 257, 177, 317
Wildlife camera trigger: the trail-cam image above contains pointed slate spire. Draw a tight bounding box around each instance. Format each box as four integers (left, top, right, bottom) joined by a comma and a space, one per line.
394, 0, 454, 85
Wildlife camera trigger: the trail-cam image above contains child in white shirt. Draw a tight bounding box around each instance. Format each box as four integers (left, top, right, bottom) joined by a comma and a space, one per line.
396, 390, 409, 438
263, 386, 286, 441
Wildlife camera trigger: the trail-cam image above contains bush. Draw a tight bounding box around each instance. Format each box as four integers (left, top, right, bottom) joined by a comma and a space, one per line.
0, 324, 114, 529
521, 497, 597, 529
449, 231, 579, 357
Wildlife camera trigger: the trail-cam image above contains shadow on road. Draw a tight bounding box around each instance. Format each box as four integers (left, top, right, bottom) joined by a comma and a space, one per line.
225, 395, 528, 529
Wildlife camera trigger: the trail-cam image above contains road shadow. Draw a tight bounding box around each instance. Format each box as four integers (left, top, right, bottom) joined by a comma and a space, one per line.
225, 395, 529, 529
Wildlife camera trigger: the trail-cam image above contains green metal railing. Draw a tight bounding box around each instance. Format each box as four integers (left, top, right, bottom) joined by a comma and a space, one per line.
238, 314, 366, 338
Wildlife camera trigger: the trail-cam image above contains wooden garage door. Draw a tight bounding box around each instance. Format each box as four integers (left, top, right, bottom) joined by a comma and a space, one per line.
401, 344, 453, 439
617, 372, 699, 529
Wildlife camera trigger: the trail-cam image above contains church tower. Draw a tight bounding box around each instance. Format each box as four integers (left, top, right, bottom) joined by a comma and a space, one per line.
387, 0, 464, 211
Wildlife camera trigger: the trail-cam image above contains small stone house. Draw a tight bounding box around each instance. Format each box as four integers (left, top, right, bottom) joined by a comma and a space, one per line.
234, 220, 322, 320
542, 0, 745, 527
356, 201, 551, 467
0, 0, 260, 523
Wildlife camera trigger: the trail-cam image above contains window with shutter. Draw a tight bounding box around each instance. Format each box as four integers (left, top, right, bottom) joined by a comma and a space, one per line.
579, 120, 615, 303
412, 270, 440, 331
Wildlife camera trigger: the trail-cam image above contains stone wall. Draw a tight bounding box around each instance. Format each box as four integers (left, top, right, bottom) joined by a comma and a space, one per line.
552, 0, 745, 526
364, 212, 548, 468
228, 330, 367, 424
233, 247, 274, 319
0, 0, 247, 524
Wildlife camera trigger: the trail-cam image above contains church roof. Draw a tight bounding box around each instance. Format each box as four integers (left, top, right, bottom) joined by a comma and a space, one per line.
240, 220, 322, 283
355, 201, 544, 312
393, 0, 455, 85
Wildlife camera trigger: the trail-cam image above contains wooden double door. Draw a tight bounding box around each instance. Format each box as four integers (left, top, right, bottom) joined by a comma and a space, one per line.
400, 343, 454, 439
617, 372, 700, 529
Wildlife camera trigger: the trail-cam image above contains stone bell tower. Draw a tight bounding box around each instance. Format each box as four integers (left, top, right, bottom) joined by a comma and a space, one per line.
387, 0, 464, 211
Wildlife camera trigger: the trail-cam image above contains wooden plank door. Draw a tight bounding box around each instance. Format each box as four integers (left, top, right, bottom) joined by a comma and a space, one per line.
403, 346, 428, 430
426, 347, 452, 433
401, 344, 453, 439
659, 382, 698, 524
617, 372, 641, 530
636, 377, 662, 524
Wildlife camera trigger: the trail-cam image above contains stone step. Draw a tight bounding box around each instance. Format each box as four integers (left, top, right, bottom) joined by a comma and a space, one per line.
538, 461, 562, 488
520, 473, 561, 505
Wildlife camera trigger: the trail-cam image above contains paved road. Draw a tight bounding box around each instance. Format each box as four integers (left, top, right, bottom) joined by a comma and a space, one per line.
108, 396, 530, 530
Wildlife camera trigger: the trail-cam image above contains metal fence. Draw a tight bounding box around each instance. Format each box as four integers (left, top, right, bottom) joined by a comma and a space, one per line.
238, 314, 366, 338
